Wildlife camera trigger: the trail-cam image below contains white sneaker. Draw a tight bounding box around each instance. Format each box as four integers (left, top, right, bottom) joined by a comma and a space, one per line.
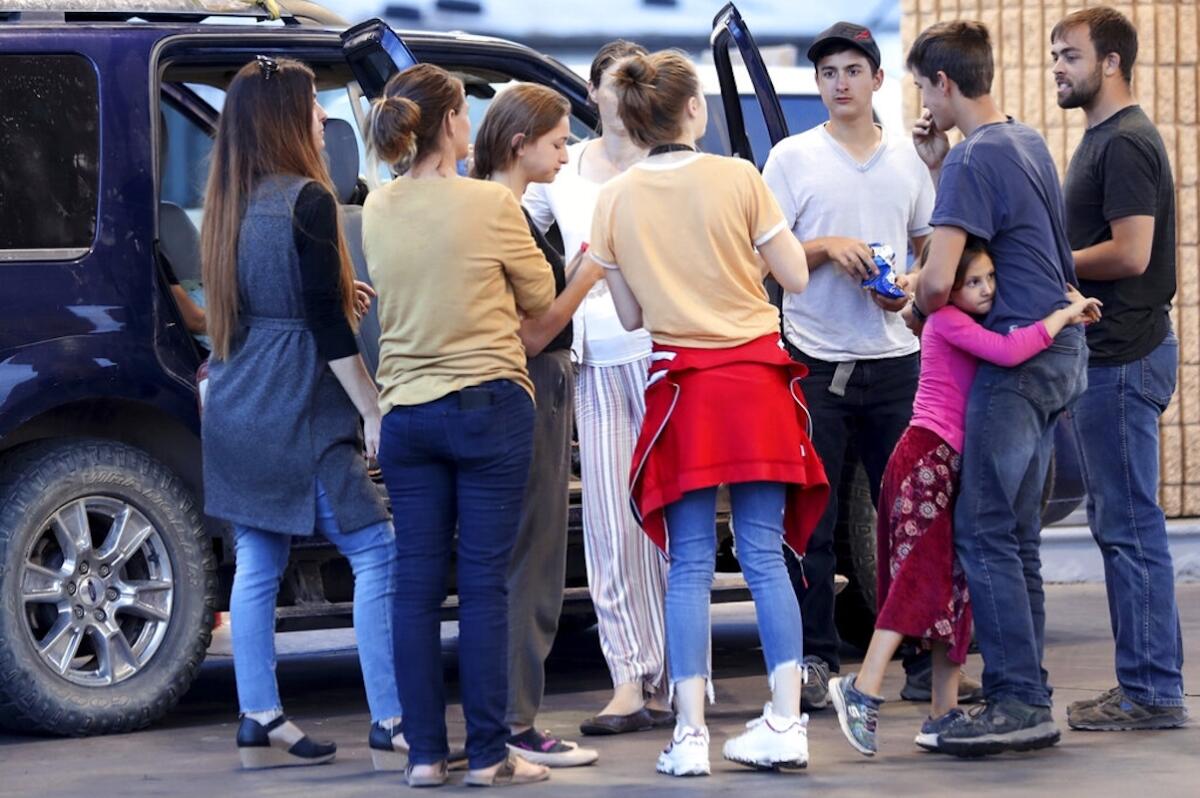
722, 703, 809, 770
656, 725, 710, 777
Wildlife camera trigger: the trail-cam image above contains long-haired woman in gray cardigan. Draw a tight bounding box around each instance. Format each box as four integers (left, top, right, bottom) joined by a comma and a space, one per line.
199, 57, 405, 771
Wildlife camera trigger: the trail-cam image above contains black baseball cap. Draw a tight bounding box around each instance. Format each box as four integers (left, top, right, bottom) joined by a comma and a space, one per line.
806, 21, 882, 70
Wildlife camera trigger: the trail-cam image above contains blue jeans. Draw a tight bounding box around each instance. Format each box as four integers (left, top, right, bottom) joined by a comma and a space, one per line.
1071, 333, 1184, 706
230, 481, 401, 721
378, 379, 534, 769
954, 326, 1088, 707
664, 482, 803, 692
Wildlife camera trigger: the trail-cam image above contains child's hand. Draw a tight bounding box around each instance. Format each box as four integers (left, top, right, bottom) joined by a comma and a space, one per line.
1064, 287, 1102, 325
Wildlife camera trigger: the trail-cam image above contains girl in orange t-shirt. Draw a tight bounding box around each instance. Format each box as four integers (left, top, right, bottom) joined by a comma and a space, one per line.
588, 49, 829, 777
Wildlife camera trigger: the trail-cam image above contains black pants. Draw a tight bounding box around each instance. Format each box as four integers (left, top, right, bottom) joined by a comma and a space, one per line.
785, 342, 920, 672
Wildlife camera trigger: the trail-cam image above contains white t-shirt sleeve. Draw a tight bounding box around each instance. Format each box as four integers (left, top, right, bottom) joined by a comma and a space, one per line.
762, 144, 800, 233
908, 147, 936, 237
521, 180, 555, 233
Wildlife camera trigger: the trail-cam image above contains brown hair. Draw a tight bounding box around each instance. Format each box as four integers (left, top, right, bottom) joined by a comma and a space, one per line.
589, 39, 648, 88
366, 63, 465, 172
200, 57, 356, 360
1051, 7, 1137, 83
906, 20, 995, 99
610, 50, 701, 149
919, 235, 990, 290
471, 84, 570, 179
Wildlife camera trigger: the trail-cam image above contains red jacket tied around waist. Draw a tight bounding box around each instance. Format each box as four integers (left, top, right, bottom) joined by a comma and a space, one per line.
629, 333, 830, 557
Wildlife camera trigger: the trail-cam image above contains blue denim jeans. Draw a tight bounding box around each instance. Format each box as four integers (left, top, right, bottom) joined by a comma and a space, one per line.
230, 480, 401, 721
1071, 332, 1184, 706
664, 481, 803, 694
954, 325, 1088, 707
378, 379, 534, 769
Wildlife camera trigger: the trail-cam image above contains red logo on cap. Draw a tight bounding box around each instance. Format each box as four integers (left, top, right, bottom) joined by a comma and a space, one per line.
855, 29, 872, 41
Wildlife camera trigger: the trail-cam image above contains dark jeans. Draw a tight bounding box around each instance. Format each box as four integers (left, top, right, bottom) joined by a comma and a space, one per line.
378, 379, 535, 769
955, 326, 1088, 707
783, 342, 920, 672
1071, 333, 1185, 706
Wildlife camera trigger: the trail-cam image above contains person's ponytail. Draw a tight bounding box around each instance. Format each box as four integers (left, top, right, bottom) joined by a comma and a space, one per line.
367, 94, 421, 170
611, 50, 700, 148
366, 64, 465, 173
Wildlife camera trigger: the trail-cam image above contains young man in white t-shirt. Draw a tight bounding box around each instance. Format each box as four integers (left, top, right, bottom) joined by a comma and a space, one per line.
762, 21, 975, 710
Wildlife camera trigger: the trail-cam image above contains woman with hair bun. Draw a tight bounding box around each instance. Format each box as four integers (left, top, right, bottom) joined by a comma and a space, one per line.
362, 63, 556, 788
523, 39, 675, 736
471, 82, 603, 768
588, 49, 829, 777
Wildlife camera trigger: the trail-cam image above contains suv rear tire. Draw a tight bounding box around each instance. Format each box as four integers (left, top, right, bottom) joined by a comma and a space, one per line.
833, 461, 878, 652
0, 440, 216, 735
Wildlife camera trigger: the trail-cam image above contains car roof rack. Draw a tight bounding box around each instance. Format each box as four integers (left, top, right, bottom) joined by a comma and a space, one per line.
0, 1, 347, 26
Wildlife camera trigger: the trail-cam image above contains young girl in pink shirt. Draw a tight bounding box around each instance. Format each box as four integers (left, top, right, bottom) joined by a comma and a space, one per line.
829, 238, 1100, 757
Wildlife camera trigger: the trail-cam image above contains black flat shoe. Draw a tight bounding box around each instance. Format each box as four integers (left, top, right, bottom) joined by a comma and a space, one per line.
237, 715, 336, 769
369, 720, 408, 772
579, 708, 655, 735
646, 708, 676, 728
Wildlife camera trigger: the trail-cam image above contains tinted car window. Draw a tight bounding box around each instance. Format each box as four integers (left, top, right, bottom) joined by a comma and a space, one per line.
0, 54, 100, 254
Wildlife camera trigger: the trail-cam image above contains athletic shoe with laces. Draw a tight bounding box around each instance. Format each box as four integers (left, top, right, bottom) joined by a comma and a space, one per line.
937, 697, 1060, 757
722, 702, 809, 770
801, 655, 830, 711
914, 707, 967, 751
829, 674, 882, 756
506, 728, 599, 767
656, 725, 710, 777
1066, 686, 1121, 715
1066, 689, 1189, 731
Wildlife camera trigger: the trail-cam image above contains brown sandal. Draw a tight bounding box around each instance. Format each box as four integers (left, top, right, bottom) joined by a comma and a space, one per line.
405, 760, 448, 788
464, 755, 549, 787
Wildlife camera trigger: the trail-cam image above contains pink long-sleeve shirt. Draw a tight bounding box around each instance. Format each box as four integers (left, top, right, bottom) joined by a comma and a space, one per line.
911, 305, 1054, 452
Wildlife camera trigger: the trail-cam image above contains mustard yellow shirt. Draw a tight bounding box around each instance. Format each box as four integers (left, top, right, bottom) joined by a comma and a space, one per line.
589, 153, 788, 348
363, 176, 555, 412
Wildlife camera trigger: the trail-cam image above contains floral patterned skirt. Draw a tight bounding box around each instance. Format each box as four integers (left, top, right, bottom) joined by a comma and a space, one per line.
874, 425, 972, 664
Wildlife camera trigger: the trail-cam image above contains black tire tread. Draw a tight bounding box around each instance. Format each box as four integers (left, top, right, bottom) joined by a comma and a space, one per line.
0, 439, 216, 736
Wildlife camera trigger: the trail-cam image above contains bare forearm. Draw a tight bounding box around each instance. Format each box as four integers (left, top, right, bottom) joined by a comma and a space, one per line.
800, 237, 833, 269
1073, 241, 1147, 281
916, 274, 951, 313
328, 355, 380, 420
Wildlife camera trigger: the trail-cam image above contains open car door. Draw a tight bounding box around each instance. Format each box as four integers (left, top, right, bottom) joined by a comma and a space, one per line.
341, 18, 419, 100
710, 3, 788, 166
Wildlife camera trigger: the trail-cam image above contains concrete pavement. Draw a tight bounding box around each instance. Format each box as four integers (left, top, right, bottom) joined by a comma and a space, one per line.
1, 584, 1196, 797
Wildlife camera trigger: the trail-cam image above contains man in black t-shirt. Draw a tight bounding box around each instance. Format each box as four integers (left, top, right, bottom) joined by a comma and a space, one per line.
1052, 7, 1188, 731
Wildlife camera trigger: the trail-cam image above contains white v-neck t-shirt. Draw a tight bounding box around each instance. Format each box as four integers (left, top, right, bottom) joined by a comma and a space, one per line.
762, 123, 934, 362
523, 140, 652, 367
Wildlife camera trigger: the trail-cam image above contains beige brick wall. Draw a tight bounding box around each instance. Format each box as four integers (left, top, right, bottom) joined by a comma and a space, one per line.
902, 0, 1199, 517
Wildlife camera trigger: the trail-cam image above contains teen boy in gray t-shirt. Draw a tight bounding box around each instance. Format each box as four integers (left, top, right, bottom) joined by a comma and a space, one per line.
762, 21, 952, 710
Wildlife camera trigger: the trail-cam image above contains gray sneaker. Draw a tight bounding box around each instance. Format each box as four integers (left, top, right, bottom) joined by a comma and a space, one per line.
938, 698, 1060, 757
801, 656, 830, 711
829, 674, 881, 756
1067, 689, 1189, 731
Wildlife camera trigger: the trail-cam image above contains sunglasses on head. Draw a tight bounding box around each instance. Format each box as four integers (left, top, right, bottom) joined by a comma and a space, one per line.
255, 54, 279, 81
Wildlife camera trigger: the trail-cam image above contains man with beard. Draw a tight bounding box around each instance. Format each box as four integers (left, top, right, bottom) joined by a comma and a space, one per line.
1051, 7, 1188, 731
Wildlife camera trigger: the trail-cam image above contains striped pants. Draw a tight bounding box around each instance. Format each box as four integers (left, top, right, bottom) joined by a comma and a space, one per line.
576, 357, 668, 695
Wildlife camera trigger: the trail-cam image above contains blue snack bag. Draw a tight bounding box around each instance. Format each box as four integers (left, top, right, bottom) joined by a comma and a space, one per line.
861, 242, 907, 300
